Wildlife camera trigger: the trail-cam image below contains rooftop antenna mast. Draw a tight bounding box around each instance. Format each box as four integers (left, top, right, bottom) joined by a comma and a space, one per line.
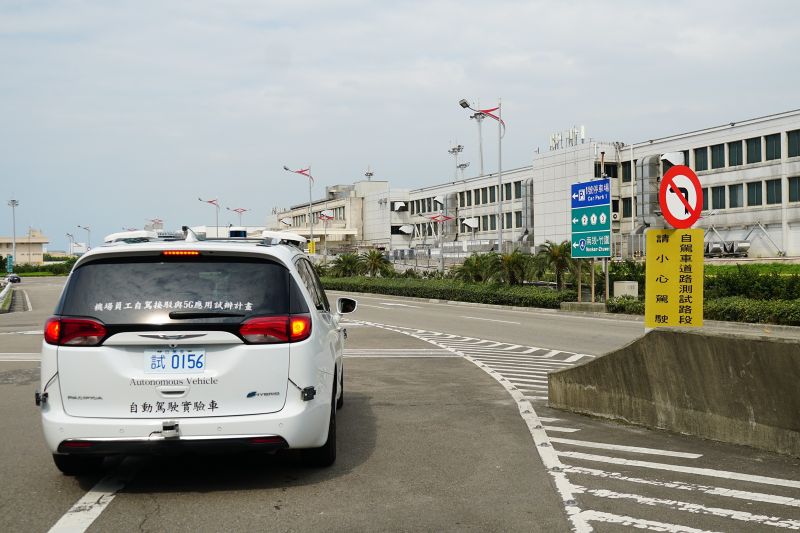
365, 166, 374, 181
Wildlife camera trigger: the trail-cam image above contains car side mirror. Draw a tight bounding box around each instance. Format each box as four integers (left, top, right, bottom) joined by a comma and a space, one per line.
336, 297, 357, 314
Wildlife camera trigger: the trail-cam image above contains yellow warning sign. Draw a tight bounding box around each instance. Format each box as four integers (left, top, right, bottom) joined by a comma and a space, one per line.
645, 229, 704, 328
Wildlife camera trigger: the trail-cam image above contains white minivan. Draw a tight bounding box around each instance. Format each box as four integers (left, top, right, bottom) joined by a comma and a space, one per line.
38, 234, 356, 474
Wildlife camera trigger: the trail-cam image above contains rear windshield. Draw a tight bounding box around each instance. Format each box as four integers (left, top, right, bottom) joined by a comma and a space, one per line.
58, 255, 308, 325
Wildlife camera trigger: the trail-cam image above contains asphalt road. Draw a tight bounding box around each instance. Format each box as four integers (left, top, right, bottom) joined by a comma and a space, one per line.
1, 278, 798, 532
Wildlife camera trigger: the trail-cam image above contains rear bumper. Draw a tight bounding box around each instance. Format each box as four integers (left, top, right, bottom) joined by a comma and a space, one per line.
56, 435, 288, 456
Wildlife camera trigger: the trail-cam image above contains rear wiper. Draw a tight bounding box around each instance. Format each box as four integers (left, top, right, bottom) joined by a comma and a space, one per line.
168, 311, 246, 319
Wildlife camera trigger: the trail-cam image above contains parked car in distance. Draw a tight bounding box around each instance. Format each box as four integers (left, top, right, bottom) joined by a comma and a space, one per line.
5, 274, 21, 283
38, 232, 357, 475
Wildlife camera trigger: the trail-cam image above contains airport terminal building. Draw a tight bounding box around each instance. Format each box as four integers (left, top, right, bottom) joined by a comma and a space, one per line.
267, 109, 800, 260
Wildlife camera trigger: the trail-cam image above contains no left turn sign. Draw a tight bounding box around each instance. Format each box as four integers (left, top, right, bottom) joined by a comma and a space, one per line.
659, 165, 703, 229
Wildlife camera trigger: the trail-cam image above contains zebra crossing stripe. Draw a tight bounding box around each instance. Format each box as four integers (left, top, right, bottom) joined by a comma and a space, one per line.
557, 451, 800, 489
549, 438, 703, 459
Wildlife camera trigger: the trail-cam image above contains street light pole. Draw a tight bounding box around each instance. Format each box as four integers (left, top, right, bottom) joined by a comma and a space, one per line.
283, 166, 314, 252
77, 225, 91, 251
459, 98, 505, 252
65, 233, 74, 256
8, 199, 18, 264
198, 198, 220, 237
470, 112, 485, 176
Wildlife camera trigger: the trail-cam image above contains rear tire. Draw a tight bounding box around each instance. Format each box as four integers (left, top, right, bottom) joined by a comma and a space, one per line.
336, 366, 344, 410
303, 374, 337, 467
52, 454, 103, 476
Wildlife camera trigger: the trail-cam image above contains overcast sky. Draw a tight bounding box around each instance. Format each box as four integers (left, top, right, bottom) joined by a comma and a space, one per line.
1, 0, 798, 251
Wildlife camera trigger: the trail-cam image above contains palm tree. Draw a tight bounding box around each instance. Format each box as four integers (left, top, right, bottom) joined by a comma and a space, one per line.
329, 253, 363, 277
500, 250, 529, 286
360, 249, 392, 277
536, 240, 574, 290
452, 252, 502, 283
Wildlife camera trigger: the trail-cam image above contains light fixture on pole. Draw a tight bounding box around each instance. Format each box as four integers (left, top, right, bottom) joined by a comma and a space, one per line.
365, 166, 374, 181
283, 165, 314, 252
8, 199, 18, 265
198, 198, 220, 237
226, 207, 250, 226
459, 98, 505, 251
77, 225, 91, 251
448, 144, 464, 181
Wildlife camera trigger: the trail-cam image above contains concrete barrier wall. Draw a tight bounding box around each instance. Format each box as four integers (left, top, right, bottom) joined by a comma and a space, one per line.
548, 329, 800, 457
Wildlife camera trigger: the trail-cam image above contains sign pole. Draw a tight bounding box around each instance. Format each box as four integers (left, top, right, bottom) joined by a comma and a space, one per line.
591, 259, 595, 303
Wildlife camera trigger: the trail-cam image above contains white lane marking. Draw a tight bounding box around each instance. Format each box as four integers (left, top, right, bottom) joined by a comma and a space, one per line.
345, 354, 459, 358
0, 330, 42, 335
0, 353, 40, 361
550, 438, 703, 459
537, 417, 561, 423
577, 486, 800, 529
357, 304, 391, 310
507, 377, 548, 385
459, 316, 521, 325
544, 426, 581, 433
359, 320, 590, 532
379, 302, 421, 308
48, 461, 137, 533
564, 465, 800, 508
564, 353, 593, 362
558, 451, 800, 489
502, 344, 521, 350
23, 289, 33, 311
576, 510, 719, 532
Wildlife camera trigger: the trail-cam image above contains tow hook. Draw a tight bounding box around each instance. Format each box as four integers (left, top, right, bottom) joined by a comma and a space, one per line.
301, 387, 316, 401
162, 420, 180, 439
35, 391, 48, 406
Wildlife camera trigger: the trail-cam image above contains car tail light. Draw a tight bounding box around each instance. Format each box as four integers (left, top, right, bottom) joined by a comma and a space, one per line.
162, 250, 200, 256
44, 317, 107, 346
239, 315, 312, 344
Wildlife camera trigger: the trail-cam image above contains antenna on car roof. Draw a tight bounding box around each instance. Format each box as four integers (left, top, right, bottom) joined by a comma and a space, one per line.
182, 226, 201, 243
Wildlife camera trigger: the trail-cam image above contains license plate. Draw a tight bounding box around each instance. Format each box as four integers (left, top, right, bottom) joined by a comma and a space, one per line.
144, 348, 206, 374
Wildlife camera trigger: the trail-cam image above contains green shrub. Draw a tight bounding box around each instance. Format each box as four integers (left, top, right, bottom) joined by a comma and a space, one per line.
606, 296, 645, 315
705, 265, 800, 300
704, 297, 800, 326
321, 277, 576, 309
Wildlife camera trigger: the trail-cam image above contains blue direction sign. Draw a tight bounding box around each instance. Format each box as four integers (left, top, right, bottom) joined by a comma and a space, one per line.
571, 178, 611, 259
571, 180, 611, 209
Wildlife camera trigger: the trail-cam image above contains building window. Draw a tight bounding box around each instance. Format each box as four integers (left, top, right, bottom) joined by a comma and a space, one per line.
729, 184, 743, 208
489, 186, 497, 203
682, 150, 690, 167
466, 190, 472, 206
622, 197, 632, 218
515, 210, 522, 227
711, 186, 726, 209
514, 181, 522, 198
746, 137, 761, 163
427, 198, 432, 212
789, 177, 800, 202
504, 183, 511, 201
662, 159, 674, 174
481, 188, 488, 204
505, 212, 512, 229
458, 192, 464, 208
694, 147, 708, 171
766, 179, 782, 204
621, 161, 631, 182
765, 133, 781, 161
789, 130, 800, 158
604, 163, 618, 179
702, 188, 708, 210
728, 141, 743, 166
489, 215, 496, 230
481, 215, 488, 231
710, 144, 725, 169
747, 181, 762, 206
